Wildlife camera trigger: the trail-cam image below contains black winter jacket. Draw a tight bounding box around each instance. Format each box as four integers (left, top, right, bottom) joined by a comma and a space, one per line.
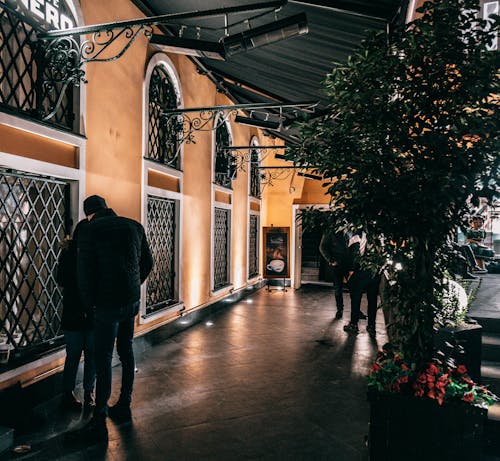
78, 208, 153, 311
56, 220, 93, 330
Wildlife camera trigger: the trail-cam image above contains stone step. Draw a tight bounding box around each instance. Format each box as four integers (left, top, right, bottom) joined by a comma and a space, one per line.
482, 361, 500, 396
0, 426, 13, 455
483, 333, 500, 362
485, 403, 500, 458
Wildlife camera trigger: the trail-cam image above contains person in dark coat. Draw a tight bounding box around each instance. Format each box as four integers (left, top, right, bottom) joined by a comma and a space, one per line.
75, 195, 153, 442
343, 231, 380, 336
56, 219, 95, 410
319, 230, 349, 319
319, 229, 367, 320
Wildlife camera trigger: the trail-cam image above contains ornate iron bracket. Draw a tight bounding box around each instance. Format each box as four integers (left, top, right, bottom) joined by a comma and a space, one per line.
221, 145, 287, 172
162, 101, 318, 146
258, 166, 322, 192
29, 1, 286, 121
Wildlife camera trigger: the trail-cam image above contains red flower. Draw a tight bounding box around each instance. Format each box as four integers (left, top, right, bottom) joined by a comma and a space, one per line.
456, 365, 467, 375
428, 363, 441, 375
401, 364, 409, 371
371, 363, 382, 372
462, 392, 475, 403
416, 373, 427, 384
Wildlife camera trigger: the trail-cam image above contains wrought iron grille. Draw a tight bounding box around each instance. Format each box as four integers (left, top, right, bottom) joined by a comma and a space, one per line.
0, 4, 76, 129
249, 147, 261, 198
248, 214, 259, 279
0, 169, 69, 356
145, 195, 177, 315
214, 121, 235, 188
213, 207, 231, 291
147, 65, 181, 169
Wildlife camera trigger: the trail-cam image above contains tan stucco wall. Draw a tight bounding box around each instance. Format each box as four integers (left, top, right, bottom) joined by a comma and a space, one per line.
0, 0, 319, 388
0, 124, 78, 168
83, 0, 148, 222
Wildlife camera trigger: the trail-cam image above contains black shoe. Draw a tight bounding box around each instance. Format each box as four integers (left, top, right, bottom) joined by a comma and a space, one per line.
61, 392, 82, 412
108, 402, 132, 423
358, 311, 367, 320
335, 309, 343, 319
366, 325, 376, 337
343, 323, 359, 334
66, 415, 108, 444
84, 391, 95, 408
462, 272, 479, 279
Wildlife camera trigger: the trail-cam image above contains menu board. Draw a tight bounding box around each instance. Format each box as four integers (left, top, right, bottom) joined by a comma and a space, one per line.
263, 227, 290, 279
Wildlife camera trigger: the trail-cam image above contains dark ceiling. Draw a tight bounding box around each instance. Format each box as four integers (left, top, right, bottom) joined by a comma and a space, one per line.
132, 0, 408, 141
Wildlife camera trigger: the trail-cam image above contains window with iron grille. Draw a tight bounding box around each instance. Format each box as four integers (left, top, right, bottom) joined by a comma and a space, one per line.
145, 195, 178, 316
0, 169, 70, 358
249, 147, 261, 198
147, 64, 181, 169
214, 120, 235, 188
0, 4, 76, 129
213, 207, 231, 291
248, 214, 259, 279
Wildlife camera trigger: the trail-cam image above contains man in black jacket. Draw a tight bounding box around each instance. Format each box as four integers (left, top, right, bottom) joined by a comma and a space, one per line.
76, 195, 153, 441
319, 230, 349, 319
343, 231, 380, 336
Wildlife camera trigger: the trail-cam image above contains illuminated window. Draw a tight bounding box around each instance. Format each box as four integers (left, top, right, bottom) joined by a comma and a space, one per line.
147, 64, 181, 169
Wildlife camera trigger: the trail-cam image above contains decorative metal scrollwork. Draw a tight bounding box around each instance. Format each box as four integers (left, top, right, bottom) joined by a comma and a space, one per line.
161, 101, 317, 147
220, 146, 287, 172
38, 25, 153, 120
167, 108, 237, 146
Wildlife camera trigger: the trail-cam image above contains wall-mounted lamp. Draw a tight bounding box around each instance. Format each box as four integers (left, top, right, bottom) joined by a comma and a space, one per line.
234, 115, 281, 130
151, 13, 308, 60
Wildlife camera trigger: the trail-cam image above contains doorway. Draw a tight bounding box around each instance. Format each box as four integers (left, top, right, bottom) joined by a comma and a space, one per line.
300, 229, 334, 285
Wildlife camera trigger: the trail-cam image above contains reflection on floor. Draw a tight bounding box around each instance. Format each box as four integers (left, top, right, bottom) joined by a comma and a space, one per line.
4, 279, 500, 460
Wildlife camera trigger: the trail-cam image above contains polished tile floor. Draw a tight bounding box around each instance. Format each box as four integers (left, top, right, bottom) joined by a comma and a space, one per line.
6, 285, 386, 460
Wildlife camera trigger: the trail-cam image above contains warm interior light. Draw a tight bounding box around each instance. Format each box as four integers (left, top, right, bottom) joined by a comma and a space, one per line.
150, 35, 225, 60
234, 115, 280, 130
222, 13, 308, 57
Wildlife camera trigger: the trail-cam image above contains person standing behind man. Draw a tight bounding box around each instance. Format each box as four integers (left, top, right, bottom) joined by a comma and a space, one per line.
76, 195, 153, 442
57, 218, 95, 411
343, 231, 380, 336
319, 230, 349, 319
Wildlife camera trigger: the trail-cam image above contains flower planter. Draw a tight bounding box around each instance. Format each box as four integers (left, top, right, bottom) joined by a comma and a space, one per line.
434, 323, 482, 383
368, 392, 487, 461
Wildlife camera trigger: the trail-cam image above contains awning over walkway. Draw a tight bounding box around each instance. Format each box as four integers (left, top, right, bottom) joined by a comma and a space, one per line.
132, 0, 408, 141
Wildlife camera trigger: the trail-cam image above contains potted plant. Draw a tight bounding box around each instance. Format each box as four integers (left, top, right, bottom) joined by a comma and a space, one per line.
287, 0, 499, 458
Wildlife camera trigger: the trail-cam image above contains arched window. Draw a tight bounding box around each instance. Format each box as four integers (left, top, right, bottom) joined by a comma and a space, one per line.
147, 64, 181, 169
214, 120, 235, 188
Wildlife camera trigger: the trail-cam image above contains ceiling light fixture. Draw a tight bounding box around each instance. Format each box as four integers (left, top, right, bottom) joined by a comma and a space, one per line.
222, 13, 308, 57
151, 13, 308, 61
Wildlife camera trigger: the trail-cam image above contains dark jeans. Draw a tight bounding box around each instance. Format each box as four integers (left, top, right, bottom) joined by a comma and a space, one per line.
94, 301, 139, 416
63, 329, 95, 393
348, 270, 380, 327
331, 265, 345, 311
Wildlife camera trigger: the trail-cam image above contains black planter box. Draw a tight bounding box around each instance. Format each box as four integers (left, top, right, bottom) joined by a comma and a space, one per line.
369, 392, 487, 461
434, 323, 482, 383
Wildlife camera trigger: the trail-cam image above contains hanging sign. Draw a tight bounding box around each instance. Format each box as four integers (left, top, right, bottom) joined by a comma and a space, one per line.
8, 0, 77, 30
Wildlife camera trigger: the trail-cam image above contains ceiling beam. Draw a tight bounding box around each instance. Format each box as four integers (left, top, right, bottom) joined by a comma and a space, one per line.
289, 0, 392, 22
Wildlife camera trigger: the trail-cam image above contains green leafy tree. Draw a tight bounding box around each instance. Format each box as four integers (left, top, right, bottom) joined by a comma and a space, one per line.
287, 0, 499, 367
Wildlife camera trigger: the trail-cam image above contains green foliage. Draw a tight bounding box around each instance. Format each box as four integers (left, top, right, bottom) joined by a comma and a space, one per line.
287, 0, 499, 366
